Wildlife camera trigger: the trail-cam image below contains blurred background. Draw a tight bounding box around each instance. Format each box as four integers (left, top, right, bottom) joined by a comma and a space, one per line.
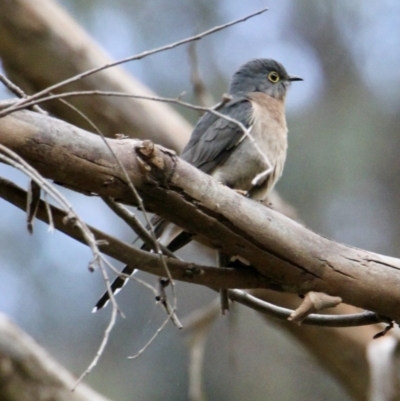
1, 0, 400, 400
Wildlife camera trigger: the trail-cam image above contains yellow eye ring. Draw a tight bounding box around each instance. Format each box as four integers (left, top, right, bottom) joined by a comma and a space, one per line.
267, 71, 280, 83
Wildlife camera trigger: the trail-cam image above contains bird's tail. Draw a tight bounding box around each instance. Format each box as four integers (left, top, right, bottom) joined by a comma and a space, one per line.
92, 216, 189, 313
92, 264, 136, 312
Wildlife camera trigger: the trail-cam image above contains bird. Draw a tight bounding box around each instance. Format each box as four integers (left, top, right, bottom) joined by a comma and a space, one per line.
93, 58, 302, 312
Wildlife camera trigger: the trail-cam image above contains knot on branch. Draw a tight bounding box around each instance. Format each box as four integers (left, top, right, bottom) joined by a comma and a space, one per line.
288, 291, 342, 324
135, 140, 177, 186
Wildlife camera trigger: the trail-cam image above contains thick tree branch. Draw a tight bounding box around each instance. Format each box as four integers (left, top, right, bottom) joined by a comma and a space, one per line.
0, 1, 389, 398
0, 177, 386, 330
0, 177, 261, 290
0, 313, 113, 401
1, 108, 400, 321
0, 0, 191, 151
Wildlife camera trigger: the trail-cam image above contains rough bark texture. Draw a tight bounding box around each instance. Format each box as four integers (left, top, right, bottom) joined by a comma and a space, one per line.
0, 175, 264, 290
1, 108, 400, 324
0, 1, 397, 400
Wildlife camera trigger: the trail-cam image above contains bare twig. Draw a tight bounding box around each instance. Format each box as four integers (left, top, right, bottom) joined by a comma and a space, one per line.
127, 314, 171, 360
0, 89, 235, 117
0, 176, 386, 329
0, 177, 267, 288
0, 73, 46, 114
0, 8, 268, 117
0, 145, 100, 262
288, 291, 342, 324
1, 89, 274, 186
72, 259, 118, 390
26, 180, 41, 234
156, 278, 183, 328
51, 97, 177, 379
227, 290, 386, 328
42, 193, 54, 232
54, 97, 178, 326
0, 144, 125, 388
101, 197, 178, 259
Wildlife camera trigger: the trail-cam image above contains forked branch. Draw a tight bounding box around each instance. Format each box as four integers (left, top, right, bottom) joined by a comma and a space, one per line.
1, 108, 400, 320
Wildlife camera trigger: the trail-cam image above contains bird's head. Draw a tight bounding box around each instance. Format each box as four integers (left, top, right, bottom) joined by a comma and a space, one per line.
229, 58, 302, 100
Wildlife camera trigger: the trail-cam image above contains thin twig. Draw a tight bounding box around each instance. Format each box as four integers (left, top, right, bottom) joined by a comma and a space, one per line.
127, 314, 171, 360
0, 177, 267, 290
54, 98, 175, 378
26, 180, 41, 234
0, 8, 268, 117
0, 145, 100, 262
1, 89, 274, 183
56, 97, 176, 320
1, 89, 232, 115
102, 197, 179, 259
227, 289, 385, 327
0, 172, 387, 328
0, 143, 125, 387
72, 259, 118, 389
43, 194, 55, 232
156, 278, 183, 328
0, 74, 47, 114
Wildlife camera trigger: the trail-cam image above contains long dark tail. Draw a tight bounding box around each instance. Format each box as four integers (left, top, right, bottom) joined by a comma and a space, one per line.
92, 215, 167, 313
92, 264, 136, 312
92, 217, 193, 313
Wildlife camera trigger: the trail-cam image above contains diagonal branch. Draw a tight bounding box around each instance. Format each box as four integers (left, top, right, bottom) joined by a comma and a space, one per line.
1, 108, 400, 320
0, 313, 114, 401
0, 177, 384, 328
0, 0, 191, 151
0, 176, 262, 290
0, 7, 268, 112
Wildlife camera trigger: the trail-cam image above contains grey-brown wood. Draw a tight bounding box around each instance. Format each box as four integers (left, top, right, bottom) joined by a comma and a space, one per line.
0, 0, 191, 151
1, 108, 400, 322
0, 313, 113, 401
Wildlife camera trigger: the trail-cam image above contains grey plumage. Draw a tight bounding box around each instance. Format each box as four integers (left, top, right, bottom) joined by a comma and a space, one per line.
181, 98, 253, 174
181, 58, 299, 197
93, 58, 302, 312
229, 59, 293, 97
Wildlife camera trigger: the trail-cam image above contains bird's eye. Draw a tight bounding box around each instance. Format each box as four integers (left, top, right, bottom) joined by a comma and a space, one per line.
267, 71, 280, 83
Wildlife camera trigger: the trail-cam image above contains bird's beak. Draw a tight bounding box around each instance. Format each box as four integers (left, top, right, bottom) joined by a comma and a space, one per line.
288, 75, 303, 82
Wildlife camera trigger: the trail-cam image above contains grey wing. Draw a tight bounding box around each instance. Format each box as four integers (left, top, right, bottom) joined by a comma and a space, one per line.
93, 100, 255, 312
181, 98, 253, 174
